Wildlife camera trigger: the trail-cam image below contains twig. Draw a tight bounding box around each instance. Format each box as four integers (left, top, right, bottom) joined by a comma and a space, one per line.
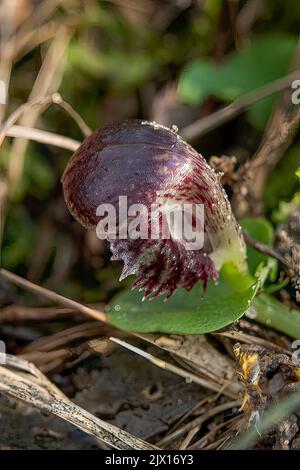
0, 304, 82, 324
12, 21, 59, 62
179, 425, 200, 450
15, 0, 61, 38
166, 395, 215, 435
0, 355, 158, 450
5, 125, 80, 151
180, 69, 300, 143
206, 433, 232, 450
53, 94, 92, 137
137, 332, 241, 396
1, 269, 238, 399
0, 95, 54, 147
0, 269, 107, 323
189, 414, 243, 449
0, 92, 84, 241
236, 0, 265, 42
156, 400, 241, 447
0, 0, 15, 123
243, 229, 294, 271
20, 339, 114, 373
215, 329, 291, 355
232, 39, 300, 216
7, 27, 72, 184
0, 93, 88, 149
21, 322, 111, 353
109, 337, 239, 399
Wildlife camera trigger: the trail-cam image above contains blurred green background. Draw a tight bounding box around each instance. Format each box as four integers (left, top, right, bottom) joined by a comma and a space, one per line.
1, 0, 300, 305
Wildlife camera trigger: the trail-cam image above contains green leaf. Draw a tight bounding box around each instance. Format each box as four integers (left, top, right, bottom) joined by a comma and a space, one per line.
178, 33, 298, 129
263, 277, 290, 294
177, 60, 219, 103
107, 264, 258, 334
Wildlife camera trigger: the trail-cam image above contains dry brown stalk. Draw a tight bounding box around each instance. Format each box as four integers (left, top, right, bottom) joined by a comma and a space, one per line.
0, 354, 158, 450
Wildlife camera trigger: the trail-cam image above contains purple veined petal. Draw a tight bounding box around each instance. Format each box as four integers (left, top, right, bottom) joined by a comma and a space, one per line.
62, 120, 246, 300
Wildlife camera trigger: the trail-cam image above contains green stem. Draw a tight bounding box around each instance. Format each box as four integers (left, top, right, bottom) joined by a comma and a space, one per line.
251, 293, 300, 340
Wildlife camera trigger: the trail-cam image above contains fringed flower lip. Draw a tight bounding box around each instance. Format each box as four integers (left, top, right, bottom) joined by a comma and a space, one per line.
62, 119, 246, 300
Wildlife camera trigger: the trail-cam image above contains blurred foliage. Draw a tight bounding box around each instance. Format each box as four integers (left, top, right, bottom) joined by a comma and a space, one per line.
16, 148, 56, 201
272, 192, 300, 224
263, 145, 300, 213
1, 0, 300, 308
178, 33, 298, 129
2, 206, 36, 271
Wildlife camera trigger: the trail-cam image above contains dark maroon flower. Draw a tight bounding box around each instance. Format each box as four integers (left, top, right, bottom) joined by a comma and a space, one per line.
62, 120, 245, 300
